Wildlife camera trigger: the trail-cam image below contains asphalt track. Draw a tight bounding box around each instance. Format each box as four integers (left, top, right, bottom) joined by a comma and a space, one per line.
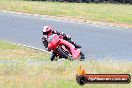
0, 11, 132, 60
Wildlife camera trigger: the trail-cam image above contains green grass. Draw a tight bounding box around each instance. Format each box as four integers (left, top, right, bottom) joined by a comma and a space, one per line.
0, 41, 132, 88
0, 0, 132, 24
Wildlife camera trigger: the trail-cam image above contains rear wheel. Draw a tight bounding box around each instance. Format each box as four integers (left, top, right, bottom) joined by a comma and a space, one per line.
80, 52, 85, 61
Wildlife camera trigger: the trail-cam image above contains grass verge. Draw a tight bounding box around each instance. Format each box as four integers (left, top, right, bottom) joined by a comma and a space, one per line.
0, 0, 132, 26
0, 41, 132, 88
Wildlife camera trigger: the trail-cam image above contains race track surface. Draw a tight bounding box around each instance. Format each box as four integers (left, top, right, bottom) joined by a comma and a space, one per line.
0, 11, 132, 60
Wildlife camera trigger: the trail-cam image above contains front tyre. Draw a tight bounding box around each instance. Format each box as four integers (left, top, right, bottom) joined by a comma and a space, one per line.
57, 48, 68, 59
57, 48, 73, 61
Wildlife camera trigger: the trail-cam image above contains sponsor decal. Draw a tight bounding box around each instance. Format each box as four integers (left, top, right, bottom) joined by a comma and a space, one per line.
76, 65, 131, 85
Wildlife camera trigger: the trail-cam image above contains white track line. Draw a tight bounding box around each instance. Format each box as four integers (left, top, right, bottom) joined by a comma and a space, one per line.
2, 41, 51, 54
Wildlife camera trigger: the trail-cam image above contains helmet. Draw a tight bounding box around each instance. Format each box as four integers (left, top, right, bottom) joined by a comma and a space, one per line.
42, 26, 52, 35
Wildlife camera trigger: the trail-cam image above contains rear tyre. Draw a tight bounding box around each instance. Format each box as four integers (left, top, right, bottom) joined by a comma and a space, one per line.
80, 52, 85, 61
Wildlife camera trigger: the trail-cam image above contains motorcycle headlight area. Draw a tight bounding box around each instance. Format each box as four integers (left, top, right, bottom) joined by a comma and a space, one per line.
48, 35, 55, 42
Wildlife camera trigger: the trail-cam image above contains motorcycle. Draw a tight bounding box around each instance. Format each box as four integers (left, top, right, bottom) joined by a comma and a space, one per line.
47, 34, 85, 61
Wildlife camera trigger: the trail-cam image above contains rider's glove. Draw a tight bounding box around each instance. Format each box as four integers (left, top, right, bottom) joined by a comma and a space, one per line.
52, 30, 57, 34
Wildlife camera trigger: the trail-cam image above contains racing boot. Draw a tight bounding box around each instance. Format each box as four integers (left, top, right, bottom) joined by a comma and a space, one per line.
69, 41, 82, 48
74, 43, 82, 48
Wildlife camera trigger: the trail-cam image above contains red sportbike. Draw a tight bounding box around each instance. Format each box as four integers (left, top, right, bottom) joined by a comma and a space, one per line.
47, 34, 85, 61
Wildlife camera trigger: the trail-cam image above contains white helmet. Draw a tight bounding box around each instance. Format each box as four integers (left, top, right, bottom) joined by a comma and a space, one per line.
42, 26, 53, 35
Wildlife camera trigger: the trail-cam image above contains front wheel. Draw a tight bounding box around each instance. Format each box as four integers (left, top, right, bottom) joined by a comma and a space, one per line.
57, 48, 73, 61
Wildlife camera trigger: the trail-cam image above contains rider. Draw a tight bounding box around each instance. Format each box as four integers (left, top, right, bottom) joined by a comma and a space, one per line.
42, 26, 82, 61
42, 26, 81, 49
